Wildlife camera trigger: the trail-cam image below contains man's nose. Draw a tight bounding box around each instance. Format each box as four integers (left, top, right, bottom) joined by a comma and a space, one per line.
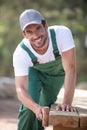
33, 32, 39, 39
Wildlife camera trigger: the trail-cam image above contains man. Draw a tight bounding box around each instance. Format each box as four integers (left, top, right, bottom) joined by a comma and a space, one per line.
13, 9, 76, 130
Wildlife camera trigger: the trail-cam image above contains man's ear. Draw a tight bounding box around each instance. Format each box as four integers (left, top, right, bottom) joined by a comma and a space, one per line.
45, 22, 48, 30
22, 31, 28, 38
22, 31, 26, 37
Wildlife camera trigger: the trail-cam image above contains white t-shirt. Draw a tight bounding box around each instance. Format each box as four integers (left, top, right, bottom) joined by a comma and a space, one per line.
13, 25, 75, 76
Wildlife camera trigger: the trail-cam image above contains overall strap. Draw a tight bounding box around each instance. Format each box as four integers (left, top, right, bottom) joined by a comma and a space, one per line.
20, 42, 39, 65
50, 29, 60, 59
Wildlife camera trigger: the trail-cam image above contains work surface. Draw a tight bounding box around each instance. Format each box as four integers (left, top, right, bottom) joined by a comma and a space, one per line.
49, 104, 87, 128
48, 88, 87, 130
0, 88, 87, 130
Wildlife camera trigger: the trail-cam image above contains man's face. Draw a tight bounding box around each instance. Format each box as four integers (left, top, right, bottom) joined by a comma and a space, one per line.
23, 23, 48, 49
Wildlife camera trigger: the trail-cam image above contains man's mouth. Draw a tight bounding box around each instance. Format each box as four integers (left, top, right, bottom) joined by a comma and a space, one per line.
35, 36, 41, 40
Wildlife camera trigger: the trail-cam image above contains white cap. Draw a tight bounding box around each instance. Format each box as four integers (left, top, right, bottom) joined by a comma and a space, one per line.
19, 9, 45, 31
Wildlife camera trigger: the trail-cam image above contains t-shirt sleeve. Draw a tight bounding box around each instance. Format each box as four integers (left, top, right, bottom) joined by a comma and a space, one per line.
13, 51, 29, 76
56, 26, 75, 53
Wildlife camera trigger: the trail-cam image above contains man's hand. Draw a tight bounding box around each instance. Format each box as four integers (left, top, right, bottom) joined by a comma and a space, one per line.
35, 106, 49, 127
35, 106, 43, 121
56, 104, 77, 112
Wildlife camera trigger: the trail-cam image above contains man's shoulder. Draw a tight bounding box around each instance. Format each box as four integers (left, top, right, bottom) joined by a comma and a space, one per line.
13, 39, 25, 57
48, 25, 70, 32
14, 38, 29, 53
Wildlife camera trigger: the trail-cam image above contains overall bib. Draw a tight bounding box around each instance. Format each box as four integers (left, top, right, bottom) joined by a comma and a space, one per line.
18, 29, 65, 130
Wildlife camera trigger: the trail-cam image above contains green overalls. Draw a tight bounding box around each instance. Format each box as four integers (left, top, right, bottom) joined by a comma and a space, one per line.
18, 29, 65, 130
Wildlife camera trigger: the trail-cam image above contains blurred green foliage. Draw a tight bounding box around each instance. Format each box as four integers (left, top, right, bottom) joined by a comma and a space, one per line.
0, 0, 87, 82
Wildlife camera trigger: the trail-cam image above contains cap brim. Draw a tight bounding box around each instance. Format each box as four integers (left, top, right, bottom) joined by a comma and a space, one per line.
22, 20, 41, 31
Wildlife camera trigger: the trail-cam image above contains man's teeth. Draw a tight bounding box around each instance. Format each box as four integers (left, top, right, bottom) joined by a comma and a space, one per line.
37, 37, 41, 40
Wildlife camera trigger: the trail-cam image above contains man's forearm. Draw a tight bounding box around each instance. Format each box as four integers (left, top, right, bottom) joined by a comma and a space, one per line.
63, 70, 76, 105
16, 87, 40, 113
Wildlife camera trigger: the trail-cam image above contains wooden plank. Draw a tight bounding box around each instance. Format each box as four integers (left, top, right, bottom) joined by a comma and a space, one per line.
53, 126, 87, 130
78, 107, 87, 128
49, 104, 79, 128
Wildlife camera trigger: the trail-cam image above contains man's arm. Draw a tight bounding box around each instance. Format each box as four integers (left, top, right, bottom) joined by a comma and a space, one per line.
15, 76, 43, 120
56, 48, 76, 111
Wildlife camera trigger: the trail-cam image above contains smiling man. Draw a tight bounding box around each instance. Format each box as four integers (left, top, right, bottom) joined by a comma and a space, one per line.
13, 9, 77, 130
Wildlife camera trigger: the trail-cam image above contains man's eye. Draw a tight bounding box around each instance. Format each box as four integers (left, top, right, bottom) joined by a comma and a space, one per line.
37, 26, 41, 30
26, 30, 32, 34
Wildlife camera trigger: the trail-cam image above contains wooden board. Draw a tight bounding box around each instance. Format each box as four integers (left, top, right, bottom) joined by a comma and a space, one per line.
78, 107, 87, 128
49, 104, 79, 128
53, 126, 87, 130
